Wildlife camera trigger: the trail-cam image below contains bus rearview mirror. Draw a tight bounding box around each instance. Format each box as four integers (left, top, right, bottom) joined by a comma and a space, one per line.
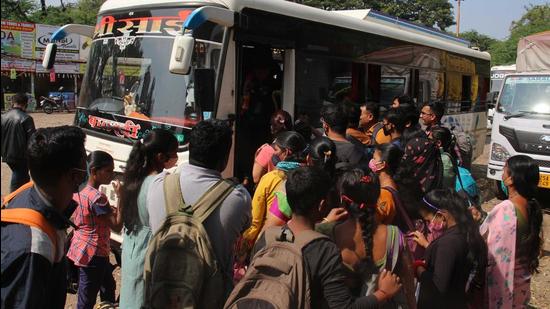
42, 43, 57, 70
169, 33, 194, 75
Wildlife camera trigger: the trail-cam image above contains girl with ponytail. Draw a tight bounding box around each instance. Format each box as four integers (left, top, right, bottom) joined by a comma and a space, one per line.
332, 169, 416, 308
480, 155, 542, 308
119, 129, 178, 309
262, 136, 340, 229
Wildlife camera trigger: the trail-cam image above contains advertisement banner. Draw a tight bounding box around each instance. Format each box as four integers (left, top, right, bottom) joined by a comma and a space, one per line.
35, 24, 80, 61
80, 35, 92, 60
1, 20, 35, 57
1, 57, 35, 72
37, 62, 80, 74
1, 20, 35, 72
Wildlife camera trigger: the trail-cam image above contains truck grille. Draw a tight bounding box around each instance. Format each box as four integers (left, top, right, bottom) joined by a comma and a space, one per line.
499, 125, 550, 156
535, 160, 550, 169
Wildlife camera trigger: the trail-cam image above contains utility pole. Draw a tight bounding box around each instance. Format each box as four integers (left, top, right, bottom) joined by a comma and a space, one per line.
455, 0, 463, 37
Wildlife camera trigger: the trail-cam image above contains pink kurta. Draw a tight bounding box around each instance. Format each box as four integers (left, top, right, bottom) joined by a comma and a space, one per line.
480, 200, 531, 309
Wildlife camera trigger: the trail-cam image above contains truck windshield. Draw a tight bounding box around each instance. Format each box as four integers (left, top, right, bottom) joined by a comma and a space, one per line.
497, 75, 550, 115
78, 7, 223, 128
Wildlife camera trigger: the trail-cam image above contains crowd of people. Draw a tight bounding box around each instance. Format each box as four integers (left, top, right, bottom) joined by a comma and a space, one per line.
0, 92, 544, 309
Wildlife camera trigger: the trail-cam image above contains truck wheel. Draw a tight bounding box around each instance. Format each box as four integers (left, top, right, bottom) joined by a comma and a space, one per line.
493, 180, 507, 200
43, 103, 54, 114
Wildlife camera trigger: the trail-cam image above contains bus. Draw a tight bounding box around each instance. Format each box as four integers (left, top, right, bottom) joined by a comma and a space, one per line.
44, 0, 491, 222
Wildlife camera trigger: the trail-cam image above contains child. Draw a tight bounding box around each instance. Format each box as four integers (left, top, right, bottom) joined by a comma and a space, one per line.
67, 151, 123, 309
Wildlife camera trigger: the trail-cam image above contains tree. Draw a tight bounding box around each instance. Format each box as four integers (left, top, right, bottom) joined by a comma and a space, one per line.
459, 30, 498, 51
300, 0, 367, 10
489, 4, 550, 65
298, 0, 455, 31
2, 0, 104, 26
1, 0, 36, 22
70, 0, 105, 25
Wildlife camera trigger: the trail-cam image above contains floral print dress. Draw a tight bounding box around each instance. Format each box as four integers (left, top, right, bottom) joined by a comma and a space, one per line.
480, 200, 531, 309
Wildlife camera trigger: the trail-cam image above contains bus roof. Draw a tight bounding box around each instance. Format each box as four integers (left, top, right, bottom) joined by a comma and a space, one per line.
99, 0, 490, 61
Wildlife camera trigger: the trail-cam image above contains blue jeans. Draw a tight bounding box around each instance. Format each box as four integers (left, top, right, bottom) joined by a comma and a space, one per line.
77, 256, 116, 309
7, 161, 30, 193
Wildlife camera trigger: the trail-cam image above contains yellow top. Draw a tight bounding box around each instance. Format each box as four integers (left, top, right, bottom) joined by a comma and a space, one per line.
242, 169, 286, 244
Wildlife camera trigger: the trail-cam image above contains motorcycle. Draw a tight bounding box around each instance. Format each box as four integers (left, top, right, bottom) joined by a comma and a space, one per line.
39, 87, 70, 114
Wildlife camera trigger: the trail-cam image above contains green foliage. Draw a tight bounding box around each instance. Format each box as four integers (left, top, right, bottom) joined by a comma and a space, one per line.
489, 4, 550, 66
1, 0, 103, 25
300, 0, 455, 30
459, 30, 497, 51
301, 0, 367, 10
1, 0, 37, 22
70, 0, 104, 25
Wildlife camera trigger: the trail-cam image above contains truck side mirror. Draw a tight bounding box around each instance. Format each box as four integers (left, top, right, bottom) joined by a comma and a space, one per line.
169, 33, 195, 75
194, 68, 215, 112
42, 43, 57, 69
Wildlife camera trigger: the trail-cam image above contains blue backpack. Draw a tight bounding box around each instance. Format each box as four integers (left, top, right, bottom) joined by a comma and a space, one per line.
455, 166, 479, 204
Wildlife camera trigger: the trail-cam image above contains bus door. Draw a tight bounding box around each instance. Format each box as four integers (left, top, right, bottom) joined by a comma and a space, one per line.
234, 44, 285, 183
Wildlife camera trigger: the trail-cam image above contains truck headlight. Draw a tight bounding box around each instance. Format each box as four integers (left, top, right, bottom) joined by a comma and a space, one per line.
491, 142, 511, 162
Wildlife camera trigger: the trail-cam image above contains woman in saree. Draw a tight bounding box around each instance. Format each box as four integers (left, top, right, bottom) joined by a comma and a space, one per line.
480, 155, 543, 308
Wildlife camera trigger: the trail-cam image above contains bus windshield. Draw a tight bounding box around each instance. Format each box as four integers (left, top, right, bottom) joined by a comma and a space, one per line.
497, 75, 550, 115
78, 7, 224, 128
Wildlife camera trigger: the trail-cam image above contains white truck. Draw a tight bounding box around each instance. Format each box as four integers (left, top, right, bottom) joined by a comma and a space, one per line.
487, 64, 516, 129
487, 31, 550, 196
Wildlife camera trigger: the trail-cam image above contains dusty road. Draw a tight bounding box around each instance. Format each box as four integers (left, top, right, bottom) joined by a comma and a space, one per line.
1, 112, 549, 308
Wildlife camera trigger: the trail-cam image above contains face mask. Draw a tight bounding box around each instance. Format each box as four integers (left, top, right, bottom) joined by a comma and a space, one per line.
500, 180, 509, 198
75, 162, 90, 193
369, 159, 382, 173
427, 214, 445, 242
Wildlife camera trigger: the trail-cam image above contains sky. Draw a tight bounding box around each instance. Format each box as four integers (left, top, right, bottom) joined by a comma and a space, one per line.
449, 0, 549, 40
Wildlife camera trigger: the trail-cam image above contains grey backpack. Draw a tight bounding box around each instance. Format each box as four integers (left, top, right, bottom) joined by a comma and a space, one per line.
143, 173, 235, 309
224, 226, 327, 309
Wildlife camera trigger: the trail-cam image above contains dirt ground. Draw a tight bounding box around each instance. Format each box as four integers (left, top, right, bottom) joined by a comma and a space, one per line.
1, 112, 549, 308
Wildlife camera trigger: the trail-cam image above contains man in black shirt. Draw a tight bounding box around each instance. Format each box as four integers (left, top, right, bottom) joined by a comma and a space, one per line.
1, 93, 36, 192
321, 103, 367, 169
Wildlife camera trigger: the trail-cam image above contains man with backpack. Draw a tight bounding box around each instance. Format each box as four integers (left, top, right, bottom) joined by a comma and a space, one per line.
146, 119, 251, 308
226, 166, 402, 309
421, 102, 473, 169
1, 126, 87, 309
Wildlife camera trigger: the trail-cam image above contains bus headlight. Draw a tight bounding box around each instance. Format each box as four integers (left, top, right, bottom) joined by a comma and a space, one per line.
491, 143, 511, 162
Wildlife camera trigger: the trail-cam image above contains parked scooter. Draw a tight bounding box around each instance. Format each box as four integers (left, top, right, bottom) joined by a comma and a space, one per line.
39, 87, 70, 114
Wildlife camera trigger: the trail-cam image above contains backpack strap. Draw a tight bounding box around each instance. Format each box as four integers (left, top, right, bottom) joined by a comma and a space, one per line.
263, 226, 328, 250
384, 225, 400, 272
293, 229, 329, 249
382, 186, 414, 232
1, 208, 58, 257
191, 179, 236, 223
2, 181, 34, 208
371, 122, 383, 145
163, 173, 188, 215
